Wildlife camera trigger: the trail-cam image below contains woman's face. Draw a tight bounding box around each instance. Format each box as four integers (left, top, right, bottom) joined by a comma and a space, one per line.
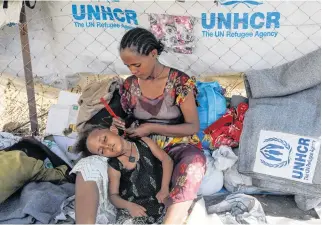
120, 48, 157, 80
86, 128, 123, 157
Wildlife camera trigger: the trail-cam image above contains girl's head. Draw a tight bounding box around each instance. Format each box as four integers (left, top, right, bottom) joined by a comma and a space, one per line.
75, 125, 124, 158
119, 27, 164, 80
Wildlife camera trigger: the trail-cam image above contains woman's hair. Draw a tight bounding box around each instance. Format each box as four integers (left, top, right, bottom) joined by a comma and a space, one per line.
73, 124, 102, 157
120, 27, 164, 56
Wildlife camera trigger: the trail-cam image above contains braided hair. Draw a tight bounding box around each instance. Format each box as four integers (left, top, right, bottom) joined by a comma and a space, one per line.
120, 27, 164, 56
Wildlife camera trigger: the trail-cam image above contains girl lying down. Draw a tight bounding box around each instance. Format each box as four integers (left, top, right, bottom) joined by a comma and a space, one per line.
75, 126, 173, 224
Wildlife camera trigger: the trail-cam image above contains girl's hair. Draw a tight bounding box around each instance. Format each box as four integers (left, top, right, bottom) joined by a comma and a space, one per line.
72, 124, 102, 157
120, 27, 164, 56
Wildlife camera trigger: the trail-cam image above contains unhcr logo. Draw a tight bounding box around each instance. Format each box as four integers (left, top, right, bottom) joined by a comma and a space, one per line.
260, 138, 292, 168
220, 0, 263, 8
71, 4, 138, 29
201, 0, 279, 31
254, 131, 319, 183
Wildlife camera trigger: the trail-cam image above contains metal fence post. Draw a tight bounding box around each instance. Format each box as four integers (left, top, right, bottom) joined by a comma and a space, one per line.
19, 3, 38, 135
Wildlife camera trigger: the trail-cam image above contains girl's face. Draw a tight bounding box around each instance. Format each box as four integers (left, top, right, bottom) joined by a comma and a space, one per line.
120, 48, 158, 80
86, 128, 124, 157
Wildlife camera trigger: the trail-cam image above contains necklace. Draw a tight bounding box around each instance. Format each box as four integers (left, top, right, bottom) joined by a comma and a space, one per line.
128, 143, 136, 163
147, 64, 165, 80
123, 141, 136, 163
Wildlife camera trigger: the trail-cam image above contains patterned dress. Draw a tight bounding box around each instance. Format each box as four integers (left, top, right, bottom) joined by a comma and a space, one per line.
108, 139, 165, 224
120, 68, 206, 206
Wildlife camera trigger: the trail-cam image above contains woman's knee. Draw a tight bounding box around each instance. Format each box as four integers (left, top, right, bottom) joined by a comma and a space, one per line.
173, 144, 206, 162
183, 148, 206, 168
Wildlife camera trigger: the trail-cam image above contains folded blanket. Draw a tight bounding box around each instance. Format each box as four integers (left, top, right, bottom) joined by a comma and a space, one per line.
238, 49, 321, 196
0, 182, 74, 224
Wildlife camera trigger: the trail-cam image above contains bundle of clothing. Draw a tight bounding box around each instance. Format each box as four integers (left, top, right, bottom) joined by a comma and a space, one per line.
0, 137, 75, 203
202, 101, 248, 149
0, 136, 76, 224
76, 76, 126, 132
207, 193, 267, 224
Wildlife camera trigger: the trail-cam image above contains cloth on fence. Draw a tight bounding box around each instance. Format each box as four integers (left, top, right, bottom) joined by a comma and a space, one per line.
0, 132, 21, 149
0, 150, 69, 204
238, 48, 321, 196
70, 155, 117, 224
149, 14, 196, 54
76, 76, 124, 132
197, 151, 223, 196
0, 181, 74, 224
207, 193, 267, 224
0, 0, 22, 28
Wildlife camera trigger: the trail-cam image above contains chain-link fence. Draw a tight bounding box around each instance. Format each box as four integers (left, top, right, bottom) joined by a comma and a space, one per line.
0, 0, 320, 136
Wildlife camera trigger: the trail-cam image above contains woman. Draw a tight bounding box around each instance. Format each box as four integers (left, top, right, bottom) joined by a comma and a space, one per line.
113, 27, 206, 224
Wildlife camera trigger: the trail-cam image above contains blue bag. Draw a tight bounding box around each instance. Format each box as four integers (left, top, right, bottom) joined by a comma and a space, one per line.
196, 80, 226, 131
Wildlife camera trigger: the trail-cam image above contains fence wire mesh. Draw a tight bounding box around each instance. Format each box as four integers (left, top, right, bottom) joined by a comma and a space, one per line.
0, 0, 320, 136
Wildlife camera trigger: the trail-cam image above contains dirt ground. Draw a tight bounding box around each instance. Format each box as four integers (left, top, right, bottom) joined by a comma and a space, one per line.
0, 73, 59, 135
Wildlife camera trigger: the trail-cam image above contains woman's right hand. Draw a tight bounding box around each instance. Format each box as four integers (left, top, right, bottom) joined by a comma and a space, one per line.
112, 117, 126, 130
126, 202, 147, 217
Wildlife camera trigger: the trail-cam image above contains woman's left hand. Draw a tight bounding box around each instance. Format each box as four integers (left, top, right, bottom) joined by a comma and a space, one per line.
156, 188, 170, 204
126, 123, 153, 138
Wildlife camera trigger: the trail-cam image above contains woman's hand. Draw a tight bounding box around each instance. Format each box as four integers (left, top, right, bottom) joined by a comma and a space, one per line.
156, 188, 169, 204
112, 117, 126, 130
126, 123, 152, 138
126, 202, 147, 217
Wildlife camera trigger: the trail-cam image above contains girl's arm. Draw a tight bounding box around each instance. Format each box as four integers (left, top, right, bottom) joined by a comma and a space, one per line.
108, 166, 131, 209
108, 166, 147, 217
75, 173, 99, 224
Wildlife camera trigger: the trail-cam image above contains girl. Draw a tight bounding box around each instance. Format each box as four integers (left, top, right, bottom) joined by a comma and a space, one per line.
76, 126, 173, 224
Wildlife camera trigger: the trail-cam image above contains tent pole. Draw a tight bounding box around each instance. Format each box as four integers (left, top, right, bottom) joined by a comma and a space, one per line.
19, 3, 38, 136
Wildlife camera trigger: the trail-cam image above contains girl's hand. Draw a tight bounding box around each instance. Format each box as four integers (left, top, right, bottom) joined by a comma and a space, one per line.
126, 202, 147, 217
